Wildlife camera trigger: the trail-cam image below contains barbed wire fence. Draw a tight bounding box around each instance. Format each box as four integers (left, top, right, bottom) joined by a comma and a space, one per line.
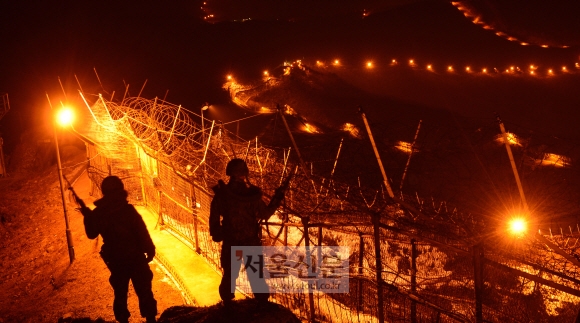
74, 90, 580, 322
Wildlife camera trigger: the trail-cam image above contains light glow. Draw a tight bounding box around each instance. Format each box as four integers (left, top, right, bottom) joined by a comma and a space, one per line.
56, 107, 74, 127
508, 217, 527, 235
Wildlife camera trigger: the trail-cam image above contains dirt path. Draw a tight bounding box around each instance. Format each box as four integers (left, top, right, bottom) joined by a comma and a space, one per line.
0, 147, 185, 323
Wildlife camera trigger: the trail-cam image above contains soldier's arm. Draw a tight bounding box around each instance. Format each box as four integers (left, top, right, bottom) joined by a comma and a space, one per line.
209, 194, 224, 242
130, 205, 156, 261
82, 208, 100, 239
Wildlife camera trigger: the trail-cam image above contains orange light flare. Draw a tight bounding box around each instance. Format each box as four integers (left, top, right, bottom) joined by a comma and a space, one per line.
56, 107, 74, 127
391, 59, 398, 65
495, 132, 522, 146
465, 66, 471, 73
537, 153, 571, 167
227, 75, 233, 80
426, 64, 432, 71
547, 69, 554, 76
482, 68, 487, 74
447, 66, 453, 72
562, 66, 568, 72
575, 62, 579, 69
333, 59, 340, 66
508, 217, 528, 236
366, 61, 373, 69
408, 59, 415, 66
395, 141, 417, 154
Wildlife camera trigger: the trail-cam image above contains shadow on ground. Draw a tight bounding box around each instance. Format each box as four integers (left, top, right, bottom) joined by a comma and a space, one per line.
158, 299, 301, 323
58, 299, 301, 323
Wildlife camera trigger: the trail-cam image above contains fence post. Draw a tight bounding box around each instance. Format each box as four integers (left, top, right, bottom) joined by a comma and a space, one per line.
411, 239, 417, 323
190, 183, 201, 254
372, 212, 385, 323
473, 243, 484, 323
357, 233, 364, 313
302, 217, 316, 323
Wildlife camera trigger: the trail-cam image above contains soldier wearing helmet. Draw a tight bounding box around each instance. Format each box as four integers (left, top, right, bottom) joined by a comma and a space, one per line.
81, 176, 158, 323
209, 158, 286, 306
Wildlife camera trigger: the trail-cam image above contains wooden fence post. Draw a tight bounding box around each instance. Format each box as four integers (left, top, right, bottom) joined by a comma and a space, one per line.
358, 233, 364, 313
190, 183, 201, 254
302, 217, 316, 322
473, 243, 484, 323
411, 239, 417, 323
373, 213, 385, 323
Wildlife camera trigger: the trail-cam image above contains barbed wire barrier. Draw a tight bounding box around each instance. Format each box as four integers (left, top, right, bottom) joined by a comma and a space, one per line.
74, 91, 580, 322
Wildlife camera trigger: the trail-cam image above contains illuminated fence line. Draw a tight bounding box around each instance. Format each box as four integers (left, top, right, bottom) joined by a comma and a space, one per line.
78, 94, 580, 323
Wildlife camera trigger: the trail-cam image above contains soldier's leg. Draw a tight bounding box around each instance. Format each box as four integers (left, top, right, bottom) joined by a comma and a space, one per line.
218, 246, 240, 302
108, 264, 131, 322
245, 250, 270, 302
131, 261, 158, 320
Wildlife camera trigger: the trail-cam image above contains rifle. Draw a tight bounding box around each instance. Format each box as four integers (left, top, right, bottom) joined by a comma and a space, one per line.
62, 174, 88, 211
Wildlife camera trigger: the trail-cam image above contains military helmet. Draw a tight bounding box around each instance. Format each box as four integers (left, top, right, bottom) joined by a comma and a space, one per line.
101, 176, 125, 196
225, 158, 249, 177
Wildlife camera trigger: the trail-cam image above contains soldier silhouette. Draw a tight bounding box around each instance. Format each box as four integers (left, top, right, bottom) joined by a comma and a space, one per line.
80, 176, 157, 323
209, 158, 287, 306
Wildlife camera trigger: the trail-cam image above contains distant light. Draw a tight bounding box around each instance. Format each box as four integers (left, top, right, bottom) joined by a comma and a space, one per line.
520, 42, 529, 46
396, 141, 417, 154
334, 59, 340, 65
366, 61, 373, 68
447, 66, 453, 71
562, 66, 567, 71
264, 71, 269, 75
548, 69, 553, 74
576, 63, 579, 68
495, 132, 521, 146
537, 153, 571, 167
227, 75, 232, 80
508, 217, 527, 235
409, 59, 414, 65
541, 45, 549, 48
465, 66, 471, 72
482, 68, 487, 73
530, 70, 535, 75
510, 66, 515, 71
427, 64, 432, 70
56, 107, 74, 127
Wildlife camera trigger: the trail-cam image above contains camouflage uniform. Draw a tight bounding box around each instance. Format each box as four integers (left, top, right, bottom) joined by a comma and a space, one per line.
210, 178, 283, 303
82, 176, 157, 323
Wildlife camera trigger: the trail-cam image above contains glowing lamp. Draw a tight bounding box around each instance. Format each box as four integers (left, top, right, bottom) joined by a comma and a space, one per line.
508, 218, 527, 235
56, 107, 74, 127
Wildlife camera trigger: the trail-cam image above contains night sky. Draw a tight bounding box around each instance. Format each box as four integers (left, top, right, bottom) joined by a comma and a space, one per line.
1, 0, 580, 152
